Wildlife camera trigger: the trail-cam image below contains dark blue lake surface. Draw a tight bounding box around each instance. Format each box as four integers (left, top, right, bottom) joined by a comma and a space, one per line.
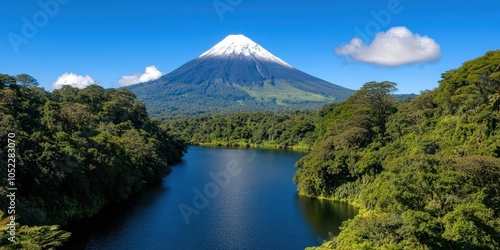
65, 147, 357, 250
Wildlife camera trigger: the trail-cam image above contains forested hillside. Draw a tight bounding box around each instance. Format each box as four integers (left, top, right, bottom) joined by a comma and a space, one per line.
164, 111, 320, 150
163, 94, 416, 151
0, 77, 186, 249
294, 51, 500, 249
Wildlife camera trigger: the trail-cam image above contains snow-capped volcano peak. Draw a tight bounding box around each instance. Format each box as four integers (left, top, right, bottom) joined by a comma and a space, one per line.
199, 34, 293, 68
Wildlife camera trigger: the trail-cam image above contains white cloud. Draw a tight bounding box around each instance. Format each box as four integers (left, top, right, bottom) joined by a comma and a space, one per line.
118, 65, 162, 86
335, 26, 441, 66
52, 73, 96, 90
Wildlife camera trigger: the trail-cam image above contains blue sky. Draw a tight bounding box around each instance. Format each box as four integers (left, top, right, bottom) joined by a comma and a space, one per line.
1, 0, 499, 93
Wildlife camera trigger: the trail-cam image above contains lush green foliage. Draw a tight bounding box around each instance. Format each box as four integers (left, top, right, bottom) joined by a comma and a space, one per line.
162, 91, 415, 152
294, 81, 398, 198
296, 51, 500, 249
0, 80, 186, 248
0, 211, 71, 250
164, 111, 319, 150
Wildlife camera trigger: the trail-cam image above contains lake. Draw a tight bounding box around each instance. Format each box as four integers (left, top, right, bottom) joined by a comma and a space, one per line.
63, 146, 357, 250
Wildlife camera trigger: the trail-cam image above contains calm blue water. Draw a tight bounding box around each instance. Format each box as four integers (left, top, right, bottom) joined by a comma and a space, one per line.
64, 147, 357, 250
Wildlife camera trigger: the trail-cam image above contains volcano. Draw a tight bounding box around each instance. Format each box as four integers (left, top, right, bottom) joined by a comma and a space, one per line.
126, 34, 355, 117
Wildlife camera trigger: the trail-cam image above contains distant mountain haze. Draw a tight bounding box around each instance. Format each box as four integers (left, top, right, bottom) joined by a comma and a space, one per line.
126, 34, 355, 117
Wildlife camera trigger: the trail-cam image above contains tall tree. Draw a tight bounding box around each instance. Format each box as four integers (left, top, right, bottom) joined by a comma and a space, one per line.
15, 74, 39, 87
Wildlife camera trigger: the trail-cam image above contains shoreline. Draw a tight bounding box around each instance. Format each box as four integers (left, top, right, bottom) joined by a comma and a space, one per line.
296, 193, 366, 213
188, 141, 312, 152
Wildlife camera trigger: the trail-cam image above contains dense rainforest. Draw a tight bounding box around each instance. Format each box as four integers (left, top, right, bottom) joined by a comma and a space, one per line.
295, 51, 500, 249
0, 77, 186, 249
162, 95, 416, 151
164, 111, 319, 150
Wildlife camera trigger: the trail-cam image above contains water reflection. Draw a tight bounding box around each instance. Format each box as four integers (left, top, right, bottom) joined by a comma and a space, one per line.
60, 147, 358, 249
61, 184, 169, 250
295, 195, 358, 239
